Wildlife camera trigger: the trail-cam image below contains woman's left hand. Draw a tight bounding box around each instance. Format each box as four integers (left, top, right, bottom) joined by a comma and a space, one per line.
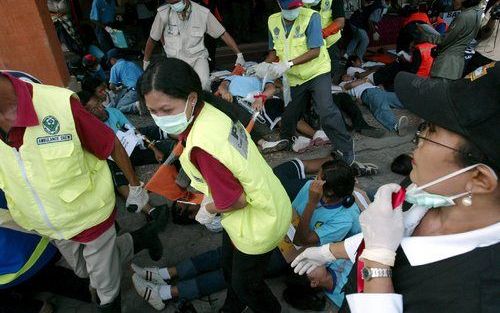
309, 179, 325, 205
251, 98, 264, 112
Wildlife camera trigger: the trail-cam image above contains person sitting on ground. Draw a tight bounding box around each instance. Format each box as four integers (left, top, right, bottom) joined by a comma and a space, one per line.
78, 90, 171, 221
130, 158, 366, 310
82, 54, 107, 82
107, 49, 143, 114
339, 73, 408, 136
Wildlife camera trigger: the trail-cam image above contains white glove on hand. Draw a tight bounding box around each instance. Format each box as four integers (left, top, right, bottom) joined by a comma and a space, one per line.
143, 60, 150, 70
373, 31, 380, 41
254, 62, 271, 79
126, 182, 149, 213
195, 196, 216, 225
105, 26, 113, 33
359, 183, 404, 266
269, 61, 291, 79
291, 244, 336, 275
235, 53, 245, 66
403, 204, 430, 236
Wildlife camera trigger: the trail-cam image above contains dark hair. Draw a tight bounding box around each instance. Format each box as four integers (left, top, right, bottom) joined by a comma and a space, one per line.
346, 55, 361, 69
76, 90, 95, 106
461, 0, 481, 8
391, 154, 413, 176
81, 76, 104, 94
320, 160, 357, 208
137, 57, 237, 121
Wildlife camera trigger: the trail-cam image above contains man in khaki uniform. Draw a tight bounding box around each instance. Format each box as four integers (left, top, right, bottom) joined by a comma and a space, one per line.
143, 0, 245, 91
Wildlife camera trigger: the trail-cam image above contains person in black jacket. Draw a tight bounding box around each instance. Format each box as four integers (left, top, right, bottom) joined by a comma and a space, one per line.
291, 62, 500, 313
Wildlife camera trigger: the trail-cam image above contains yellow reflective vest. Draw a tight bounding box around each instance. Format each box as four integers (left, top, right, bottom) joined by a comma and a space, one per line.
179, 103, 292, 255
0, 83, 115, 240
305, 0, 342, 47
268, 7, 331, 86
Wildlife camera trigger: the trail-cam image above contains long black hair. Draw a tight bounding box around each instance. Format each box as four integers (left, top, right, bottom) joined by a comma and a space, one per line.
320, 160, 357, 208
137, 57, 237, 121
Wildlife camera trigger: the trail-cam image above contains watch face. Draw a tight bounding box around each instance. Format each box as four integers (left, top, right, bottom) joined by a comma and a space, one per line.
362, 267, 370, 279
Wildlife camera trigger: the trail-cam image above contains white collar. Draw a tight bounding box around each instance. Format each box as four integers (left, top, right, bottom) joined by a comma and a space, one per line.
401, 222, 500, 266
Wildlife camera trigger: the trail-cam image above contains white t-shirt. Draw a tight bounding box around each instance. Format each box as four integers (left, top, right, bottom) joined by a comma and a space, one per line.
346, 66, 365, 77
339, 81, 377, 99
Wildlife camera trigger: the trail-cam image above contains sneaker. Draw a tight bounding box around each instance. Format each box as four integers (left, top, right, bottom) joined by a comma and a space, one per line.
312, 130, 330, 146
351, 161, 379, 177
134, 101, 144, 116
357, 126, 385, 138
132, 274, 166, 311
260, 139, 290, 154
395, 116, 409, 137
131, 263, 166, 284
292, 136, 312, 153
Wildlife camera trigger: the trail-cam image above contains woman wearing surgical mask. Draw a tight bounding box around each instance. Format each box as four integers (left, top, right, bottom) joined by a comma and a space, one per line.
291, 64, 500, 312
134, 58, 292, 312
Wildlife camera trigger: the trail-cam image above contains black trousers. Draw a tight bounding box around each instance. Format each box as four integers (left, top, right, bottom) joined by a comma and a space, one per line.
463, 52, 493, 77
281, 73, 354, 163
221, 231, 281, 313
332, 93, 372, 130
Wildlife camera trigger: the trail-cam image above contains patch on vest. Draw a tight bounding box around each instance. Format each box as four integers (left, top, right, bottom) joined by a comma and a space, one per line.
324, 0, 330, 8
294, 25, 303, 38
36, 134, 72, 145
228, 122, 248, 159
273, 27, 280, 37
42, 116, 60, 135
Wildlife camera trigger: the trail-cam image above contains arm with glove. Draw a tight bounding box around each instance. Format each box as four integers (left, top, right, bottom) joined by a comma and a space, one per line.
322, 19, 344, 38
110, 136, 149, 213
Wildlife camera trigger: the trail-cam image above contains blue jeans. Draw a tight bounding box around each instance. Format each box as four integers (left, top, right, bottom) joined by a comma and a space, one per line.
346, 24, 369, 61
360, 88, 404, 131
175, 247, 288, 301
110, 89, 138, 113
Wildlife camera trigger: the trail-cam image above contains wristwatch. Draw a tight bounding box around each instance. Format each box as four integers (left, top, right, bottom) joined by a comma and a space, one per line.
287, 61, 294, 68
361, 267, 392, 281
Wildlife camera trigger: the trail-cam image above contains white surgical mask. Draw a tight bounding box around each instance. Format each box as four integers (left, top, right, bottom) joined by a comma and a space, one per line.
303, 0, 321, 5
282, 8, 300, 21
170, 0, 186, 12
405, 164, 480, 208
151, 98, 194, 135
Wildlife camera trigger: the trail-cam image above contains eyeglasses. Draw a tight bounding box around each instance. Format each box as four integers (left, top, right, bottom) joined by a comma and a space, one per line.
412, 131, 476, 160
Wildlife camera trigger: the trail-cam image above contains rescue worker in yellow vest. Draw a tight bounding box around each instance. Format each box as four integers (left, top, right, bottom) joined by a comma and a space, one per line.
259, 0, 355, 165
303, 0, 346, 81
0, 72, 162, 313
135, 58, 292, 312
143, 0, 245, 91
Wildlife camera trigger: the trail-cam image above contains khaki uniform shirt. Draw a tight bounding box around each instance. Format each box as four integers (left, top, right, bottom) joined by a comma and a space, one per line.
149, 2, 225, 65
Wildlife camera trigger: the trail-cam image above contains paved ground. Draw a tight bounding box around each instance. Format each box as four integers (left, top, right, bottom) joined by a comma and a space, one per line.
50, 105, 419, 313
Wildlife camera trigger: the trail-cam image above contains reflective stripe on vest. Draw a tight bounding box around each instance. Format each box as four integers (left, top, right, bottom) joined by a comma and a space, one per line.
0, 236, 50, 285
0, 83, 115, 239
268, 8, 331, 86
179, 103, 292, 255
305, 0, 342, 47
415, 42, 436, 77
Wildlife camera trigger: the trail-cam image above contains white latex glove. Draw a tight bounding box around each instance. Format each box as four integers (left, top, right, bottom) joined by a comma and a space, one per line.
403, 204, 430, 236
126, 182, 149, 213
235, 53, 245, 66
373, 31, 380, 41
359, 183, 404, 266
195, 196, 216, 225
270, 61, 291, 79
105, 26, 113, 33
254, 62, 271, 79
291, 244, 336, 275
143, 60, 150, 70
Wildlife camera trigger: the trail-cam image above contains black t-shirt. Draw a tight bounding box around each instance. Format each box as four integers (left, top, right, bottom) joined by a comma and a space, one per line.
311, 0, 345, 21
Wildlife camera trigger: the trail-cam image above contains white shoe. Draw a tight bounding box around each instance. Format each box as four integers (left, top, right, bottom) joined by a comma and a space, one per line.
292, 136, 312, 153
134, 101, 144, 116
131, 263, 165, 284
395, 116, 409, 137
312, 130, 330, 146
259, 139, 290, 154
132, 274, 166, 311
